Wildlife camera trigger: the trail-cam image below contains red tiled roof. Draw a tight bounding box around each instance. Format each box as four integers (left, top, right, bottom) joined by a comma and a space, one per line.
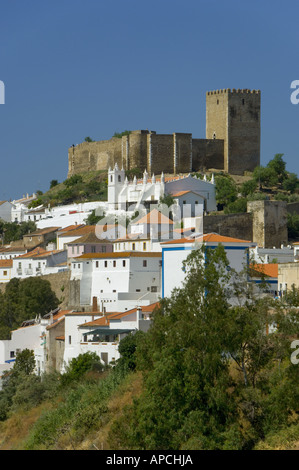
250, 263, 278, 278
161, 233, 252, 245
0, 259, 13, 268
132, 209, 173, 225
75, 251, 161, 260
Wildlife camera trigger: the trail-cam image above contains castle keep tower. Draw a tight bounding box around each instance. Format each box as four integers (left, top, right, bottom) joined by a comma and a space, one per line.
206, 88, 261, 174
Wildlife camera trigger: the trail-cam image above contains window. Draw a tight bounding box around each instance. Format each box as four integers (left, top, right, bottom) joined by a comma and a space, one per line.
183, 200, 186, 204
113, 260, 116, 267
143, 242, 146, 251
69, 335, 71, 345
102, 246, 106, 253
118, 175, 121, 182
96, 261, 99, 268
104, 261, 108, 268
10, 351, 15, 358
91, 246, 96, 253
242, 98, 245, 105
132, 243, 135, 251
151, 286, 158, 292
78, 264, 80, 269
143, 260, 147, 267
110, 175, 113, 182
3, 271, 7, 276
136, 289, 141, 292
123, 260, 126, 267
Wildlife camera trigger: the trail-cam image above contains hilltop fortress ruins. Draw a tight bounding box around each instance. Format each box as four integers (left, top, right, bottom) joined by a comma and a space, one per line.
68, 88, 261, 177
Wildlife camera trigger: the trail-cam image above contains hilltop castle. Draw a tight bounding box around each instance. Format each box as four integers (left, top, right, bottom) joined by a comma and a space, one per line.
68, 88, 261, 177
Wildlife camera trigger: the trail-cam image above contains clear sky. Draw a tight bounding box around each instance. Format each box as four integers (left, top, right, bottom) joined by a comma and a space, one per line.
0, 0, 299, 201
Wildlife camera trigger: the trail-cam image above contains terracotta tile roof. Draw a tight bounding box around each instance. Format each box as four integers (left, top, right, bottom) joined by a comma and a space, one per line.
59, 225, 95, 238
0, 259, 13, 268
114, 235, 150, 242
75, 251, 161, 260
161, 233, 253, 245
23, 227, 61, 237
68, 232, 113, 245
78, 302, 160, 328
16, 247, 48, 258
58, 224, 85, 234
32, 249, 65, 259
250, 263, 278, 278
132, 209, 173, 225
0, 246, 26, 253
171, 190, 205, 198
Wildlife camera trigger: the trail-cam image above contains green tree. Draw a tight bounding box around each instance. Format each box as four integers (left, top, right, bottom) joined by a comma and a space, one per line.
252, 166, 278, 189
50, 179, 59, 189
62, 352, 104, 385
215, 175, 238, 208
267, 153, 287, 183
85, 209, 105, 225
283, 172, 299, 193
240, 179, 257, 197
64, 174, 83, 187
0, 277, 59, 339
109, 245, 299, 450
117, 331, 146, 371
287, 212, 299, 239
224, 197, 248, 214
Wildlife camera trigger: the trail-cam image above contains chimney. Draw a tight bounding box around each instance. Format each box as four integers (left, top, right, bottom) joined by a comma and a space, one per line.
92, 296, 98, 312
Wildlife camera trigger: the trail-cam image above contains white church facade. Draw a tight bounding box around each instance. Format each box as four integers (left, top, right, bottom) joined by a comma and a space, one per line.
107, 165, 217, 214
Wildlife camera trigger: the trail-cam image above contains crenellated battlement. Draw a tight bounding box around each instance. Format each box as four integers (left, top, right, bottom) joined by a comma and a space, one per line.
68, 86, 261, 178
206, 88, 260, 95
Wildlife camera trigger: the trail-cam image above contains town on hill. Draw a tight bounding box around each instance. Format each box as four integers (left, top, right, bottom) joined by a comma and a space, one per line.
1, 88, 299, 450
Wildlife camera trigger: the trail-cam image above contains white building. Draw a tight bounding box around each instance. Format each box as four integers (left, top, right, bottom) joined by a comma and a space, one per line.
250, 245, 294, 264
11, 194, 37, 223
0, 259, 12, 283
35, 201, 107, 230
107, 165, 217, 213
130, 208, 174, 239
63, 302, 158, 369
12, 247, 68, 279
0, 317, 44, 383
71, 252, 162, 312
0, 246, 27, 260
161, 233, 256, 298
0, 201, 15, 222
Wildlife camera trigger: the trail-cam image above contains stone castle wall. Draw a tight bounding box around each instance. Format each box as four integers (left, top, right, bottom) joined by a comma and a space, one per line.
68, 88, 260, 178
206, 89, 260, 174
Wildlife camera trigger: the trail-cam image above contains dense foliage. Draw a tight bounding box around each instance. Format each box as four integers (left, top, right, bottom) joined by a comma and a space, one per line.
0, 221, 36, 244
108, 245, 299, 450
0, 277, 59, 339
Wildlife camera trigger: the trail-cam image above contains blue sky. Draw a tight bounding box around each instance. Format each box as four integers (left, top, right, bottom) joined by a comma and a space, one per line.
0, 0, 299, 201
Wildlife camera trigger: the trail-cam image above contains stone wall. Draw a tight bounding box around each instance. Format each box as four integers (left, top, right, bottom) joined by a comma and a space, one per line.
68, 86, 261, 179
0, 270, 71, 309
206, 89, 260, 174
192, 138, 224, 171
247, 200, 288, 248
203, 212, 253, 241
203, 200, 288, 249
